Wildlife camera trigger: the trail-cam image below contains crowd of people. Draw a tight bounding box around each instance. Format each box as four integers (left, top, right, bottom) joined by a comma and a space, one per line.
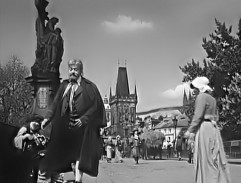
101, 128, 142, 164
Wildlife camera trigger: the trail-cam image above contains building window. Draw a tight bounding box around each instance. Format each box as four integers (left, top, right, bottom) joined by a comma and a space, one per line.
104, 98, 108, 104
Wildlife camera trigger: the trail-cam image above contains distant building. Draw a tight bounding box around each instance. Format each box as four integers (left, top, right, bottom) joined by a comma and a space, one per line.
109, 66, 138, 138
136, 88, 192, 148
153, 115, 189, 149
103, 95, 111, 128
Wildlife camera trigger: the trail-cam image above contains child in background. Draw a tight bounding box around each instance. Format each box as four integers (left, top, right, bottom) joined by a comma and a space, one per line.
14, 114, 43, 151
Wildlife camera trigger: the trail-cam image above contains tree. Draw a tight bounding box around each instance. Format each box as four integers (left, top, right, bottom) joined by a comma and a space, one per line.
183, 95, 196, 122
179, 18, 241, 140
140, 129, 165, 148
0, 56, 33, 126
220, 73, 241, 140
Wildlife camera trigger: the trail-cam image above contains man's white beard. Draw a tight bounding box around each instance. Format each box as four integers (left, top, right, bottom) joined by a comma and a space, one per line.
69, 75, 80, 82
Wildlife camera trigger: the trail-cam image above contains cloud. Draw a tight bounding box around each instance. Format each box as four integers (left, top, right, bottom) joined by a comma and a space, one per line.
102, 15, 153, 33
161, 83, 191, 99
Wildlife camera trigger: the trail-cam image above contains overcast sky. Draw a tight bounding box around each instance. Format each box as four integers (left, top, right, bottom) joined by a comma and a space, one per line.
1, 0, 241, 112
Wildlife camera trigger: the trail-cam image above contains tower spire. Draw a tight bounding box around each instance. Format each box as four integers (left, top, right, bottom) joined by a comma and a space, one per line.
183, 89, 188, 106
134, 83, 138, 103
188, 90, 192, 105
109, 86, 112, 98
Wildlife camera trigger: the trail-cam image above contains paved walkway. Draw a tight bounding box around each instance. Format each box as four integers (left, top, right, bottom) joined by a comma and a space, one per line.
64, 158, 241, 183
228, 158, 241, 164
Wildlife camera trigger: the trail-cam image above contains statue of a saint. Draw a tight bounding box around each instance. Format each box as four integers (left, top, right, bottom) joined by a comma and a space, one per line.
31, 0, 64, 77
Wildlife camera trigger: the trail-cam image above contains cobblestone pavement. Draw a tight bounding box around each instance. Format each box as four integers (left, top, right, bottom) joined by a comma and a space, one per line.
64, 158, 241, 183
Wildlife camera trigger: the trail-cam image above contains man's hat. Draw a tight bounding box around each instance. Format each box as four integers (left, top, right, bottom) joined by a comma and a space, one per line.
132, 127, 141, 134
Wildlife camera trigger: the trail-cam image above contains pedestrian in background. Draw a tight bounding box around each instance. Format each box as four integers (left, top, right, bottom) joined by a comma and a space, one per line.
99, 129, 106, 160
140, 139, 147, 160
187, 134, 194, 164
166, 140, 172, 159
175, 135, 183, 161
131, 128, 141, 164
185, 76, 231, 183
124, 137, 131, 158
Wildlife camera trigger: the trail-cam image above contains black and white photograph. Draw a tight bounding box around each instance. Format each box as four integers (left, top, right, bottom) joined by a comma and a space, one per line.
1, 0, 241, 182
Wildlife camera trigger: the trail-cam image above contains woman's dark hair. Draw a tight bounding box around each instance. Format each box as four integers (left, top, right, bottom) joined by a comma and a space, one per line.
30, 122, 41, 133
25, 114, 44, 124
190, 83, 195, 89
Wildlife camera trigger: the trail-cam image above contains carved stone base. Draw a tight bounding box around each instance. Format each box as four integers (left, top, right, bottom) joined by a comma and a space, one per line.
25, 74, 61, 137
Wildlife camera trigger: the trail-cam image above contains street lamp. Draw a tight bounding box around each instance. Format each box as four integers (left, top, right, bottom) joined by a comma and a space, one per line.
172, 116, 178, 148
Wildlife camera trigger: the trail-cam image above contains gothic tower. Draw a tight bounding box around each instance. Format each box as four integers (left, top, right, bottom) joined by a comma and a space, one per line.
183, 89, 189, 106
109, 66, 138, 138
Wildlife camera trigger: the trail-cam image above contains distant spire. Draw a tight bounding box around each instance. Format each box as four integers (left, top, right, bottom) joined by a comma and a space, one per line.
109, 86, 112, 102
109, 87, 112, 97
188, 90, 192, 104
134, 83, 138, 103
183, 89, 188, 106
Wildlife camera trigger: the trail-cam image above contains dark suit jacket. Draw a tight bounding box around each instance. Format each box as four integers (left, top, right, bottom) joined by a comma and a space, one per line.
41, 77, 107, 177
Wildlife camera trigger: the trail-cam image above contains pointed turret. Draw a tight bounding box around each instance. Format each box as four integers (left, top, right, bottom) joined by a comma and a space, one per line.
115, 66, 130, 97
109, 87, 112, 102
183, 89, 188, 106
188, 90, 192, 105
134, 83, 138, 103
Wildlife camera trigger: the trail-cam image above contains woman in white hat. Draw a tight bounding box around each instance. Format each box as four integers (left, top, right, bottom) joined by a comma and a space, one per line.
130, 128, 141, 164
185, 76, 231, 183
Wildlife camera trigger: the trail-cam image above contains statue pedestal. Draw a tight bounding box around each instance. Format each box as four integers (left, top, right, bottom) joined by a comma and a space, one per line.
26, 73, 61, 136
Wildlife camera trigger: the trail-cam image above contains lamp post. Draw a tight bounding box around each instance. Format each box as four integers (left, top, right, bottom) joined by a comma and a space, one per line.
172, 116, 178, 149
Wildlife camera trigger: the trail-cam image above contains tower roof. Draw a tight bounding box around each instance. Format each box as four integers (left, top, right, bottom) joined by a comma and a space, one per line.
188, 90, 192, 104
116, 67, 130, 97
134, 84, 138, 102
183, 89, 188, 106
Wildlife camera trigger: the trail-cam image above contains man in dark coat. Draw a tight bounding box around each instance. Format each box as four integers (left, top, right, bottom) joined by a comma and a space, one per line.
38, 59, 107, 183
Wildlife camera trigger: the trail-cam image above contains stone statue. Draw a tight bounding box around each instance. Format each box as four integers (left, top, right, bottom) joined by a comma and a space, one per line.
31, 0, 64, 77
